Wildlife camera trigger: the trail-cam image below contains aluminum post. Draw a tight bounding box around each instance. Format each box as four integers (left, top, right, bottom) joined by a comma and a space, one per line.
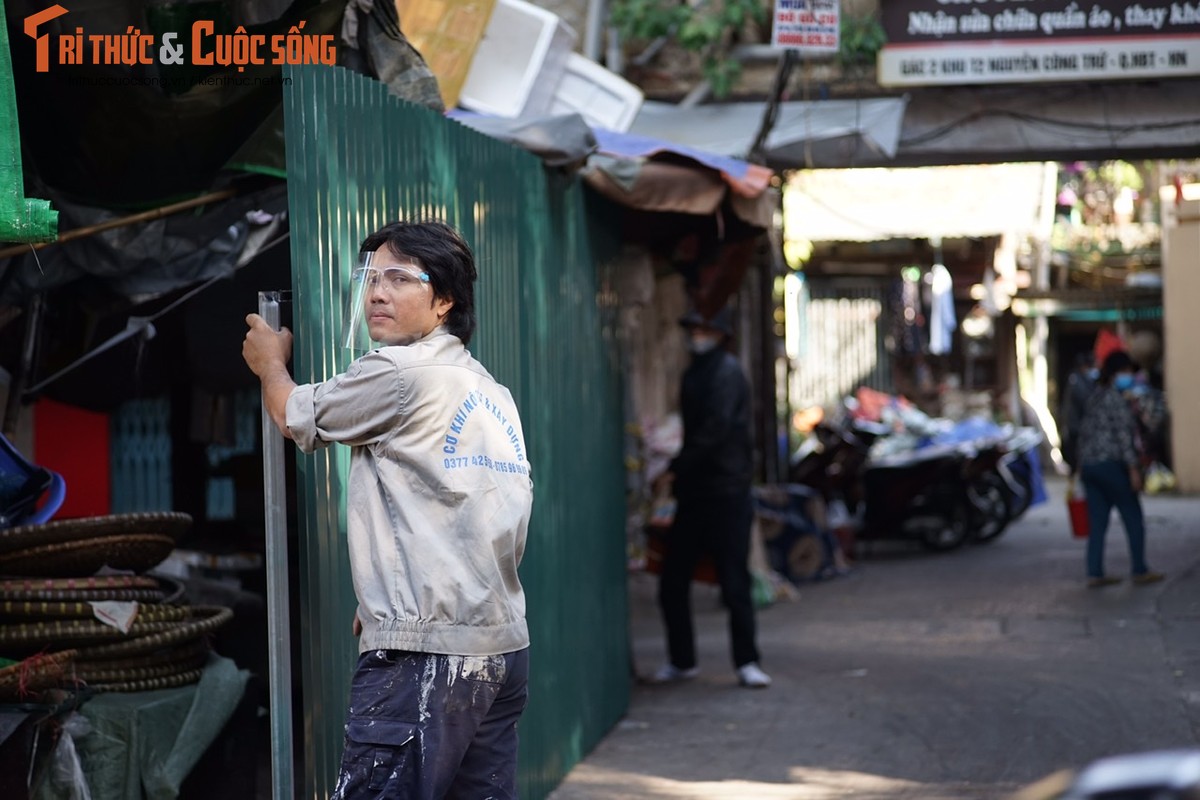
258, 290, 294, 800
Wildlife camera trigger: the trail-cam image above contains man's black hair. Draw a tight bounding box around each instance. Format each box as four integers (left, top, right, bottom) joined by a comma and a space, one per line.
360, 220, 478, 346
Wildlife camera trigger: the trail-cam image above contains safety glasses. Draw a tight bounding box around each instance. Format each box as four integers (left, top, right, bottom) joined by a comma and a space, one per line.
351, 264, 431, 292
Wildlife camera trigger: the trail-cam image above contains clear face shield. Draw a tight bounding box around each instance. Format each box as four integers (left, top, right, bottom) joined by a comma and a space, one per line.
342, 250, 433, 351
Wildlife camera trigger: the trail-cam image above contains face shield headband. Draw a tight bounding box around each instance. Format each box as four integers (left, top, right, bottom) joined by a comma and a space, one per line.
342, 250, 432, 351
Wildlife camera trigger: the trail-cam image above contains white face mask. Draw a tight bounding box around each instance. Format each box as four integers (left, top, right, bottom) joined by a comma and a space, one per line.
689, 337, 720, 355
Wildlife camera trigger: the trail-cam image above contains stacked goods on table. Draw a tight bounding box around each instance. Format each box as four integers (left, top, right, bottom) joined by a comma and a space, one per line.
0, 512, 233, 699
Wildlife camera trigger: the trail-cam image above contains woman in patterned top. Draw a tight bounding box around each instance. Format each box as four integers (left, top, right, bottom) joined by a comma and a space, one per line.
1075, 350, 1164, 588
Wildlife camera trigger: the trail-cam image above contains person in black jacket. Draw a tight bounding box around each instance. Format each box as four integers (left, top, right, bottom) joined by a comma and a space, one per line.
1058, 352, 1097, 473
653, 306, 770, 689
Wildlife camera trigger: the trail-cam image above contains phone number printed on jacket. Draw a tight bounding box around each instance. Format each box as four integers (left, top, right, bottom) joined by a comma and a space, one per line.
443, 454, 529, 476
441, 390, 528, 475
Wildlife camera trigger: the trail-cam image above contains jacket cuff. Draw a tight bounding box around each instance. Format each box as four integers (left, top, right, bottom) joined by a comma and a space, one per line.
285, 383, 321, 454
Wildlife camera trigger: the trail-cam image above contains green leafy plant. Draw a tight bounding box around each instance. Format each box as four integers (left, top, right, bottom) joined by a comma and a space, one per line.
610, 3, 887, 96
837, 13, 886, 68
611, 0, 768, 98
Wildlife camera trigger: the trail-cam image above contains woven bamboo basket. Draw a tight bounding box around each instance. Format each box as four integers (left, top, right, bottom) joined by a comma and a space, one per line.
78, 637, 210, 673
0, 534, 177, 577
0, 574, 185, 605
73, 605, 233, 660
0, 600, 193, 622
0, 605, 232, 699
0, 575, 160, 593
0, 604, 232, 656
0, 512, 192, 555
0, 648, 79, 697
87, 668, 205, 693
75, 649, 210, 684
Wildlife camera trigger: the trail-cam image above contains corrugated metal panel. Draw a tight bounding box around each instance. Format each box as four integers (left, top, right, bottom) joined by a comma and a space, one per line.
791, 278, 891, 408
282, 65, 628, 799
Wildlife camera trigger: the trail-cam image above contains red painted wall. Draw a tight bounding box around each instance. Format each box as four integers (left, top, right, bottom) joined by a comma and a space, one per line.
33, 398, 110, 518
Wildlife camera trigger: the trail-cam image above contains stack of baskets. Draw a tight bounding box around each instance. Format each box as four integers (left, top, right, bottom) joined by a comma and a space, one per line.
0, 512, 233, 699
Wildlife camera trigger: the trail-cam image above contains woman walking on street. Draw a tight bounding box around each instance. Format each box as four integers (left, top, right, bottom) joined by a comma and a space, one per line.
1075, 350, 1164, 589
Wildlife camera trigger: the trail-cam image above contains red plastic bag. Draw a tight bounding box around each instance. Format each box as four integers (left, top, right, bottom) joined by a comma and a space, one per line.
1093, 329, 1125, 368
1067, 479, 1089, 539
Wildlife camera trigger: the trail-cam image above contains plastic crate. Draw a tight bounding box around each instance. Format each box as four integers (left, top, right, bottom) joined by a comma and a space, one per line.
548, 52, 645, 132
459, 0, 576, 119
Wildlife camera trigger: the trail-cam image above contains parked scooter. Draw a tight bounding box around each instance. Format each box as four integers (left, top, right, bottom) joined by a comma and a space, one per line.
958, 436, 1014, 543
860, 443, 973, 550
790, 420, 973, 551
789, 416, 1039, 552
787, 419, 878, 511
994, 426, 1044, 521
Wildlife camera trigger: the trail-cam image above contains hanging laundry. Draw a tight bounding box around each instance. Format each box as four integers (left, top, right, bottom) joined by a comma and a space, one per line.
928, 263, 956, 356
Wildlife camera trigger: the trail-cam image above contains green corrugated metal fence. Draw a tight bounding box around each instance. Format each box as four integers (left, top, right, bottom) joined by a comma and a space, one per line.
282, 64, 629, 799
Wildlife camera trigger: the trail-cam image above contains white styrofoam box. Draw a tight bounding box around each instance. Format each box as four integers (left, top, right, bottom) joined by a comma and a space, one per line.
549, 53, 645, 132
459, 0, 577, 119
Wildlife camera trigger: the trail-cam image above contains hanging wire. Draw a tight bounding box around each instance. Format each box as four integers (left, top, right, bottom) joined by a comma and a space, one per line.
28, 244, 44, 275
749, 49, 798, 164
22, 230, 291, 398
901, 108, 1200, 148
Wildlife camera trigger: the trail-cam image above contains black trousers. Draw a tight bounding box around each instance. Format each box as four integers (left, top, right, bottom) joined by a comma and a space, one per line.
658, 491, 760, 670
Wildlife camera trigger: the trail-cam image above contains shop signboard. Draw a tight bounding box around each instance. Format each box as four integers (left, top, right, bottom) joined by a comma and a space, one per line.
878, 0, 1200, 86
772, 0, 840, 52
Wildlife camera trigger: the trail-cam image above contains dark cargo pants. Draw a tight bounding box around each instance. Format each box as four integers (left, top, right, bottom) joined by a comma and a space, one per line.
331, 648, 529, 800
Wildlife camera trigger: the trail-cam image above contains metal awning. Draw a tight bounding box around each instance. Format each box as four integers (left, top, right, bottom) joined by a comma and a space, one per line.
894, 79, 1200, 168
448, 110, 777, 228
627, 97, 910, 170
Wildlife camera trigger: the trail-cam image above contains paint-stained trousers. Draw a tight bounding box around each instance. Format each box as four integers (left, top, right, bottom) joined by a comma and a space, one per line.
331, 648, 529, 800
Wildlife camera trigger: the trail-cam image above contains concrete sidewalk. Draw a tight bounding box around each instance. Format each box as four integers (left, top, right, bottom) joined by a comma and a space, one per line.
548, 477, 1200, 800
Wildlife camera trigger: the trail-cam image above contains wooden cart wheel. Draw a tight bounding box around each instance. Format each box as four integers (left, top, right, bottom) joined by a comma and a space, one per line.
787, 535, 824, 582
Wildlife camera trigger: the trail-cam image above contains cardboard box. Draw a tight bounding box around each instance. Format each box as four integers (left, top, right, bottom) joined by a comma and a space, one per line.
395, 0, 497, 109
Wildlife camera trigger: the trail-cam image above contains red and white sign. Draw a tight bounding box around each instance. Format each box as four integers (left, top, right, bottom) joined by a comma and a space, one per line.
772, 0, 840, 52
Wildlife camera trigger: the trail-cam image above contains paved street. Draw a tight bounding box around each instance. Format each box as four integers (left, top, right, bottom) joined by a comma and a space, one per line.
549, 477, 1200, 799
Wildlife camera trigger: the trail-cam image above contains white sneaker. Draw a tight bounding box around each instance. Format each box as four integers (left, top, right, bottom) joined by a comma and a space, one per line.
652, 664, 700, 683
737, 662, 771, 689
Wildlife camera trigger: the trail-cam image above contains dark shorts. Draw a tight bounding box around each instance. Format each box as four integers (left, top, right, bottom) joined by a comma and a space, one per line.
331, 648, 530, 800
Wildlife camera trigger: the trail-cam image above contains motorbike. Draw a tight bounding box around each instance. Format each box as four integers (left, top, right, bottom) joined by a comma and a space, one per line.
789, 416, 1039, 552
860, 443, 974, 550
787, 419, 878, 511
994, 426, 1044, 521
789, 420, 972, 551
958, 436, 1014, 543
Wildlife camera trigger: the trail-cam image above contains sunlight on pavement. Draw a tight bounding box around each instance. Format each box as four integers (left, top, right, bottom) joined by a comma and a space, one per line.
552, 763, 996, 799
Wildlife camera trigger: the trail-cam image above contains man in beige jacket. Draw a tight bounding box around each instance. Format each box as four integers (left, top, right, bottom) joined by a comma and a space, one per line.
243, 220, 533, 799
